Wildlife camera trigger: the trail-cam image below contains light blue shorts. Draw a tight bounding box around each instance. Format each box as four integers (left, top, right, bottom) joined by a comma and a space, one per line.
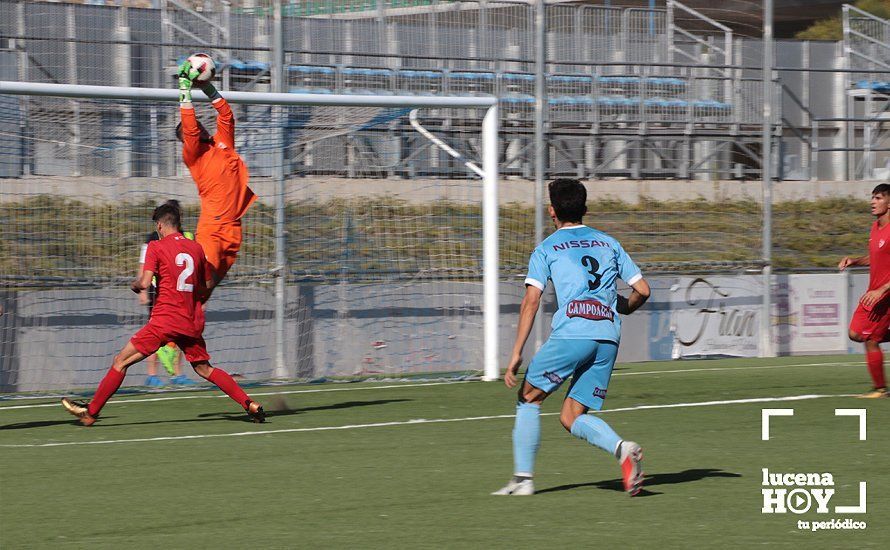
524, 338, 619, 411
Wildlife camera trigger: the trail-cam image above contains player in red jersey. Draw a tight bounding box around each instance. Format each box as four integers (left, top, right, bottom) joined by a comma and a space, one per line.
61, 202, 265, 425
176, 58, 256, 291
839, 183, 890, 398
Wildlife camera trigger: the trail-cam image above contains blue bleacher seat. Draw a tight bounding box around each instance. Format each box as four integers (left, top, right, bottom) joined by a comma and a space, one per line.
646, 77, 686, 88
342, 67, 393, 77
663, 98, 689, 109
547, 75, 594, 84
692, 99, 732, 111
499, 93, 535, 104
288, 65, 336, 75
343, 88, 395, 95
289, 87, 333, 95
398, 70, 443, 79
548, 95, 594, 106
597, 76, 641, 86
229, 59, 270, 71
855, 80, 890, 94
597, 96, 631, 108
449, 71, 496, 80
502, 73, 535, 82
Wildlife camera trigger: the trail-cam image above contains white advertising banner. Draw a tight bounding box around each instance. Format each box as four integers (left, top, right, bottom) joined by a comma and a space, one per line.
773, 274, 848, 355
671, 276, 762, 358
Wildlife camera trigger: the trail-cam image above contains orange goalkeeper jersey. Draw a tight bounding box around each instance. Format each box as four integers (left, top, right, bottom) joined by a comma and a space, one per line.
180, 98, 256, 227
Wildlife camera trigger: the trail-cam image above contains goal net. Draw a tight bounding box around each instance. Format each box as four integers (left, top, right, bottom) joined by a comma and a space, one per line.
0, 84, 505, 393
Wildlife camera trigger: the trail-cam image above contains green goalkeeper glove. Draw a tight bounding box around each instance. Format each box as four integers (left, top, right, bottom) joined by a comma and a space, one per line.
177, 59, 200, 103
178, 59, 200, 81
178, 76, 193, 103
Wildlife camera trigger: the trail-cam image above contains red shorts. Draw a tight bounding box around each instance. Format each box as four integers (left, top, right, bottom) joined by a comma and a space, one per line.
196, 222, 242, 282
130, 321, 210, 363
849, 302, 890, 342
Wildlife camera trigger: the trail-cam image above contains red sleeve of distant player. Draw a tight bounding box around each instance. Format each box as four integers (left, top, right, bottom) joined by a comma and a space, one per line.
211, 97, 235, 150
180, 106, 205, 167
869, 222, 890, 290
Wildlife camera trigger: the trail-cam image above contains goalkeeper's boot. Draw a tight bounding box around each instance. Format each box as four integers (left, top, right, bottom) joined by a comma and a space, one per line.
617, 440, 644, 496
145, 375, 164, 388
61, 398, 97, 427
491, 476, 535, 496
857, 387, 889, 398
156, 345, 177, 376
246, 400, 266, 423
170, 375, 197, 386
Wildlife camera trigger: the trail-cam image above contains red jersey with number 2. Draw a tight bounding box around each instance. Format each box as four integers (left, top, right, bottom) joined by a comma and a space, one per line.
868, 220, 890, 293
141, 232, 211, 336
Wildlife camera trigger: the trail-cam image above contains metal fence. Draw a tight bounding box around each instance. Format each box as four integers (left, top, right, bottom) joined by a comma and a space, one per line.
2, 0, 887, 182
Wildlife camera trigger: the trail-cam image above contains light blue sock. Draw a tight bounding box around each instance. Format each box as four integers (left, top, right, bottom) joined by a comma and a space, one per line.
570, 414, 622, 457
512, 402, 541, 476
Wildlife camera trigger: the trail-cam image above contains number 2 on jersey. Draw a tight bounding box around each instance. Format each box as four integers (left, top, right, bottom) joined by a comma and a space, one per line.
580, 255, 602, 291
175, 253, 195, 292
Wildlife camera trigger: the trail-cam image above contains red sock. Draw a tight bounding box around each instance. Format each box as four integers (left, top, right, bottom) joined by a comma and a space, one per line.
866, 348, 886, 389
88, 367, 126, 416
208, 368, 252, 409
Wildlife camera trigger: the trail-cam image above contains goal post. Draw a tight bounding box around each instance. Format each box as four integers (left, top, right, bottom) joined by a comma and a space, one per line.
0, 81, 502, 388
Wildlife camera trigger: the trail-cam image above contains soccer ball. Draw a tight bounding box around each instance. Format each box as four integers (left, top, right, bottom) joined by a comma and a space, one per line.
187, 53, 216, 83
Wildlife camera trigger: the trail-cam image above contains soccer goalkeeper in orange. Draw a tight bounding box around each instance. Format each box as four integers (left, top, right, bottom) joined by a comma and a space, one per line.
176, 57, 256, 293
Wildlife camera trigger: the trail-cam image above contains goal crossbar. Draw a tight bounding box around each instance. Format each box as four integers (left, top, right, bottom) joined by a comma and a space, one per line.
0, 82, 501, 382
0, 81, 498, 109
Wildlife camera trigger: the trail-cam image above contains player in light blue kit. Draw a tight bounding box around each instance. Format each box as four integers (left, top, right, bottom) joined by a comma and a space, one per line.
493, 179, 651, 497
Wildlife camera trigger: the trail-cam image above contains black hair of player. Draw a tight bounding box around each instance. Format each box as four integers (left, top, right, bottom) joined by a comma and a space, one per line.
152, 201, 181, 229
548, 178, 588, 223
161, 199, 186, 232
872, 183, 890, 196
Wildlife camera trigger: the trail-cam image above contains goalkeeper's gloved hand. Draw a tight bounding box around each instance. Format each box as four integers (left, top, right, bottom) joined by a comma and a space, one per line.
199, 80, 222, 102
177, 59, 200, 81
178, 75, 193, 103
177, 59, 200, 103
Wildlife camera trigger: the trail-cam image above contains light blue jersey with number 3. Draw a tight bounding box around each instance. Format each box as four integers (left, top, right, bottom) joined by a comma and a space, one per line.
525, 225, 642, 342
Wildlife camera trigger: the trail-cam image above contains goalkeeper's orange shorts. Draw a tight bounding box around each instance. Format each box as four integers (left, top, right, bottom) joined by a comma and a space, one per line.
196, 221, 242, 282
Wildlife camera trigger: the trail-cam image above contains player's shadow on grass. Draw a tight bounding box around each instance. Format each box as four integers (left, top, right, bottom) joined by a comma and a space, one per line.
195, 398, 413, 421
0, 400, 411, 430
0, 417, 120, 430
536, 468, 742, 497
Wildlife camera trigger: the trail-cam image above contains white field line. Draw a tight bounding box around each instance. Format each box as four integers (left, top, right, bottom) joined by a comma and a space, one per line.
0, 360, 861, 411
612, 360, 859, 377
0, 393, 856, 449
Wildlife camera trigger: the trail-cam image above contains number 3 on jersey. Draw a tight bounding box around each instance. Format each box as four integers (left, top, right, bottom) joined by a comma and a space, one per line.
581, 255, 602, 291
175, 253, 195, 292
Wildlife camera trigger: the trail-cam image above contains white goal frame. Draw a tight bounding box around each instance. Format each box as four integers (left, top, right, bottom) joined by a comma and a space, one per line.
0, 81, 501, 381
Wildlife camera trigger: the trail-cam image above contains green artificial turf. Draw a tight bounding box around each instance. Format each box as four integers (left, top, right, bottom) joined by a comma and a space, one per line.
1, 355, 887, 548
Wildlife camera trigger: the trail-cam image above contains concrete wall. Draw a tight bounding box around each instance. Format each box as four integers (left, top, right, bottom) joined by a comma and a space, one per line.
1, 175, 883, 207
